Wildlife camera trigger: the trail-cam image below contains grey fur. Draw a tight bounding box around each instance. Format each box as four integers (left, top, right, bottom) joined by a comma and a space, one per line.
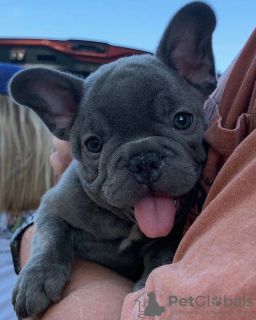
9, 2, 216, 318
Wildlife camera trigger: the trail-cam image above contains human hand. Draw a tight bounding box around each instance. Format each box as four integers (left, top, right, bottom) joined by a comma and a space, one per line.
50, 136, 72, 182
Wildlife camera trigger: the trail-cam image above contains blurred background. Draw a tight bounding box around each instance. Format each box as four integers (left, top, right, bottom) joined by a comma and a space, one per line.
0, 2, 255, 319
0, 0, 255, 74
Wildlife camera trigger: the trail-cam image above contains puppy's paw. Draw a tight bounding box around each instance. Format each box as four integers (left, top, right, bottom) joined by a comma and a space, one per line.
12, 262, 69, 318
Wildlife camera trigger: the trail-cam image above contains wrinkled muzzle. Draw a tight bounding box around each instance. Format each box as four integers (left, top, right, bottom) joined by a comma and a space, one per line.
100, 138, 204, 238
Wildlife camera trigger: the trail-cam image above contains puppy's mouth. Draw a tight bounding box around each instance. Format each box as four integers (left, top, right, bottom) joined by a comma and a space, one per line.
132, 194, 179, 238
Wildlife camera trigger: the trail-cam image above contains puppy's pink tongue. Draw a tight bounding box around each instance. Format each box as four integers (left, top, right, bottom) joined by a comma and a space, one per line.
134, 194, 176, 238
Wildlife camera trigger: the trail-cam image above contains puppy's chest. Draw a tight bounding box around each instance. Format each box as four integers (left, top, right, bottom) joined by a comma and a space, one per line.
72, 220, 149, 257
118, 223, 150, 253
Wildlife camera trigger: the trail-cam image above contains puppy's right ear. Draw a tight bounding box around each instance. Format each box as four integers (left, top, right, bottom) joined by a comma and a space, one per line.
9, 67, 84, 140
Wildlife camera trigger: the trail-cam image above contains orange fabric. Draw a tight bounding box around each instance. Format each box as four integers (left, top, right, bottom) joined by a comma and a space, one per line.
121, 28, 256, 319
184, 28, 256, 234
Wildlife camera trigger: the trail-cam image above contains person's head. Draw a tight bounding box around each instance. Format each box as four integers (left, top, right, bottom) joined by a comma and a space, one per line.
0, 63, 54, 214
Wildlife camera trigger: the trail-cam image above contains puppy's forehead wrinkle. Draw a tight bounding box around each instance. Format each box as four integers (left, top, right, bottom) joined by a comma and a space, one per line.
86, 55, 175, 101
82, 57, 206, 136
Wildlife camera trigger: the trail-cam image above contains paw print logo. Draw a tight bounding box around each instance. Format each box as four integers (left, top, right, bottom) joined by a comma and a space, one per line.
212, 296, 222, 306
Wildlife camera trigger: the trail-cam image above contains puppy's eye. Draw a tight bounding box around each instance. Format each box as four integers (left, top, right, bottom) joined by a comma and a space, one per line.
173, 113, 193, 130
85, 137, 103, 153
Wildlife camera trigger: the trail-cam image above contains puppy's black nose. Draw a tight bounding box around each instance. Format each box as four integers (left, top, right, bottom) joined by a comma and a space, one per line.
129, 152, 163, 185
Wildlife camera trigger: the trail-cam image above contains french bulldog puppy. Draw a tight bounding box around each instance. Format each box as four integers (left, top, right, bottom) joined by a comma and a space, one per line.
9, 2, 217, 318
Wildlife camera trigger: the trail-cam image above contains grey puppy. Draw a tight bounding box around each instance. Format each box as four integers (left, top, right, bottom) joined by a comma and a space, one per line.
9, 2, 216, 318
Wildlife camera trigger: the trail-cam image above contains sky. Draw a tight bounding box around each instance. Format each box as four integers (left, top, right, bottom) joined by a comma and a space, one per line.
0, 0, 255, 73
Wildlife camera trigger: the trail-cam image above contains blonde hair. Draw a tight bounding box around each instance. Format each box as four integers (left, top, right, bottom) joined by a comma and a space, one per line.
0, 94, 54, 214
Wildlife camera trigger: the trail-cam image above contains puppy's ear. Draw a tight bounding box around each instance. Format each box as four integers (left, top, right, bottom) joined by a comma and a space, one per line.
156, 2, 217, 97
9, 67, 84, 140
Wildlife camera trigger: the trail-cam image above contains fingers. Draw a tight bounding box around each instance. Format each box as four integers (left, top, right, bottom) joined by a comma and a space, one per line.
50, 136, 72, 181
50, 151, 68, 177
52, 136, 72, 164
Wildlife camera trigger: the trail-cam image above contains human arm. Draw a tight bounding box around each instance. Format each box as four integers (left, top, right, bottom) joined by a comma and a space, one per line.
20, 226, 133, 320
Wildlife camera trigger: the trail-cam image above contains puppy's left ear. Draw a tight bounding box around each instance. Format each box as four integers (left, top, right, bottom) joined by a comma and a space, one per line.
156, 2, 217, 97
9, 67, 84, 140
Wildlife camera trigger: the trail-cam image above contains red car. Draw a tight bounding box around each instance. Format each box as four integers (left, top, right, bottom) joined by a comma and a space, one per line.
0, 38, 149, 77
